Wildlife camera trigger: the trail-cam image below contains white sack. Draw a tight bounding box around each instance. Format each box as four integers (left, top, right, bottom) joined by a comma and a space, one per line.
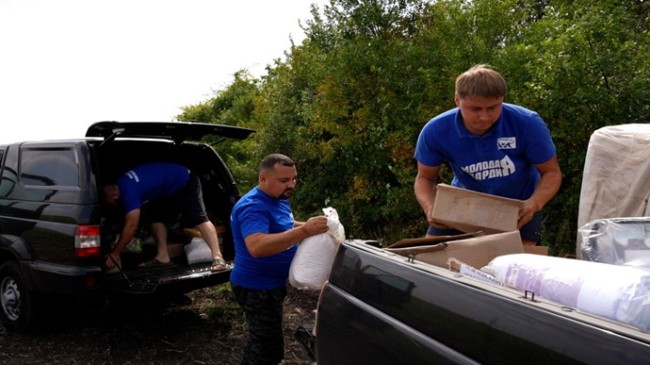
185, 237, 212, 265
289, 207, 345, 290
484, 254, 650, 330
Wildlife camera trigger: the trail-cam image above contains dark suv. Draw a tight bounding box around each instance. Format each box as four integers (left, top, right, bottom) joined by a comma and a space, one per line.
0, 121, 255, 332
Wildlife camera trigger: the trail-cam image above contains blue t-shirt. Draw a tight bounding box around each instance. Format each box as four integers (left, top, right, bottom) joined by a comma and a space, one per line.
229, 187, 298, 290
414, 103, 556, 200
117, 162, 190, 213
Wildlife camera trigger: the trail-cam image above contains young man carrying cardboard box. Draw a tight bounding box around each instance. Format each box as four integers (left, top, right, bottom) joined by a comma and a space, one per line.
413, 65, 562, 247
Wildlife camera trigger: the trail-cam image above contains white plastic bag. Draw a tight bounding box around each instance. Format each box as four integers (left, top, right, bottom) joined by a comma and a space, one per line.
322, 207, 345, 243
579, 217, 650, 270
289, 207, 345, 290
185, 237, 212, 265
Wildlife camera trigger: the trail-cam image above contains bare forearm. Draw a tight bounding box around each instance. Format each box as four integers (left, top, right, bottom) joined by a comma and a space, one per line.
528, 170, 562, 211
245, 216, 329, 257
414, 176, 436, 216
247, 227, 309, 257
113, 222, 137, 255
414, 163, 441, 219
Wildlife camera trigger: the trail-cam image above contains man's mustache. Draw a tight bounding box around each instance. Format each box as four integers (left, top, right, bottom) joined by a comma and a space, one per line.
280, 188, 294, 199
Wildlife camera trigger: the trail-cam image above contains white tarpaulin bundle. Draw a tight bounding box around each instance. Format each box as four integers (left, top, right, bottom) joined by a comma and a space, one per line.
576, 124, 650, 258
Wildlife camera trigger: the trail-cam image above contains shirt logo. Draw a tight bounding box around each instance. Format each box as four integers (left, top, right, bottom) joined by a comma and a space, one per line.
497, 137, 516, 149
126, 170, 140, 182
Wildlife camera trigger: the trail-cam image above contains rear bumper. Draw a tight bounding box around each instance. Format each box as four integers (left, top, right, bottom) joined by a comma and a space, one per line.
104, 264, 232, 295
24, 260, 232, 296
26, 260, 103, 295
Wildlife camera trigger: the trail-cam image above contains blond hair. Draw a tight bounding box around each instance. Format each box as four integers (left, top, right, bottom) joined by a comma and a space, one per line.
455, 64, 507, 99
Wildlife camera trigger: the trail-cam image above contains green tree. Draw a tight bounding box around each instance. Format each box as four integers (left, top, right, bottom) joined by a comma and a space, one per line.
269, 0, 433, 238
178, 71, 261, 191
181, 0, 649, 255
494, 0, 650, 255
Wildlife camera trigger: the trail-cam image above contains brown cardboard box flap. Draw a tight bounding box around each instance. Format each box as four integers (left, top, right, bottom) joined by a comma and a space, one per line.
386, 230, 524, 269
386, 243, 449, 257
523, 245, 549, 255
387, 232, 483, 249
431, 184, 522, 233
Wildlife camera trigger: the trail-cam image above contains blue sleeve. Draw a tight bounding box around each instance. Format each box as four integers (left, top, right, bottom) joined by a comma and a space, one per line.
415, 120, 445, 167
524, 115, 556, 165
238, 204, 270, 239
118, 179, 141, 213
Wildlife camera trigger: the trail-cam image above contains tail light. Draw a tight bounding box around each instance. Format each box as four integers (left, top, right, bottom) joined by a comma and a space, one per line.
75, 225, 101, 258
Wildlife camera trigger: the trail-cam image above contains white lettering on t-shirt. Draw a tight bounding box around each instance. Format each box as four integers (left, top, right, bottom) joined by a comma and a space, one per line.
461, 155, 516, 180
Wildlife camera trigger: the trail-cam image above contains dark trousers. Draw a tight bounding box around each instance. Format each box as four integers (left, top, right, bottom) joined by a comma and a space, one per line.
145, 173, 209, 228
232, 285, 287, 365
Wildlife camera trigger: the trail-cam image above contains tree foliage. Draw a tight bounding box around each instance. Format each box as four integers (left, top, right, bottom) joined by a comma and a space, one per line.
180, 0, 649, 255
178, 71, 261, 190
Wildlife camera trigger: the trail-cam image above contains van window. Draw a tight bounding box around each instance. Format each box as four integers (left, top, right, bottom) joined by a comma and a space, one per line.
20, 148, 79, 187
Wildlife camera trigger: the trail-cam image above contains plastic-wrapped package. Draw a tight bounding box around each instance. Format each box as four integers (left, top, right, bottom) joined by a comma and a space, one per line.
484, 254, 650, 330
185, 237, 212, 264
289, 207, 345, 290
579, 217, 650, 270
576, 124, 650, 258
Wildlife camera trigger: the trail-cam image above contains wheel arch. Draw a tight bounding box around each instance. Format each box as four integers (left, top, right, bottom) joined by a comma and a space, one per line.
0, 234, 36, 263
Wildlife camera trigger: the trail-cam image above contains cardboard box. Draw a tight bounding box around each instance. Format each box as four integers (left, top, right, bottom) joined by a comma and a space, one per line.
385, 230, 524, 269
523, 245, 549, 256
431, 184, 522, 234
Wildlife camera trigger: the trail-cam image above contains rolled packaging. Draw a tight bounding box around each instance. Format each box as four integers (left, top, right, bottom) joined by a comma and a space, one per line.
484, 253, 650, 330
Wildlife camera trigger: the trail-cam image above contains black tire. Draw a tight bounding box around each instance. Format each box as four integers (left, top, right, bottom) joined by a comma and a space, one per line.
0, 261, 40, 333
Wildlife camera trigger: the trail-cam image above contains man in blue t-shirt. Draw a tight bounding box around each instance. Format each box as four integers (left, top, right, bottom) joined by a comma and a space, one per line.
230, 154, 328, 365
102, 162, 225, 271
414, 64, 562, 245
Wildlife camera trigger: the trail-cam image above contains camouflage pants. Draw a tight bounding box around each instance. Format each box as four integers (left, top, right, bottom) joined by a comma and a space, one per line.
232, 285, 287, 365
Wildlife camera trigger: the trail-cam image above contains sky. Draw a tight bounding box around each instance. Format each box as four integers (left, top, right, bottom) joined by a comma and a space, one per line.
0, 0, 326, 143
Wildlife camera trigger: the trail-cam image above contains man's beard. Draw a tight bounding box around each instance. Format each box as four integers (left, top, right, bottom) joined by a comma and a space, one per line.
279, 189, 294, 200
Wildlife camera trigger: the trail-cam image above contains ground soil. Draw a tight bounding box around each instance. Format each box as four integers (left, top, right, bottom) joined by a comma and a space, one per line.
0, 285, 319, 365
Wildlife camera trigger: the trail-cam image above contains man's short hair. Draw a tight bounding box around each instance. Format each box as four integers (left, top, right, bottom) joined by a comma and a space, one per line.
455, 64, 507, 99
259, 154, 295, 172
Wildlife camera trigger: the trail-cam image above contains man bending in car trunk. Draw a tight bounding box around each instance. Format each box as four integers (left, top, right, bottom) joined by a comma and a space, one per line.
102, 162, 226, 271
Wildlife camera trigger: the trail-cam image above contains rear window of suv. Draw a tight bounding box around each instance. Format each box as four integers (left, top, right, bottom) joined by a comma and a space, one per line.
20, 148, 79, 187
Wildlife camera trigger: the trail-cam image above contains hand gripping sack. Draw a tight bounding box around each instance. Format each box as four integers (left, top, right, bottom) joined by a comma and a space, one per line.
289, 207, 345, 290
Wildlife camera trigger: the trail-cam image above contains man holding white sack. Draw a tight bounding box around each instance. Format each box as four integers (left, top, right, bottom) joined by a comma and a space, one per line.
230, 153, 328, 365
